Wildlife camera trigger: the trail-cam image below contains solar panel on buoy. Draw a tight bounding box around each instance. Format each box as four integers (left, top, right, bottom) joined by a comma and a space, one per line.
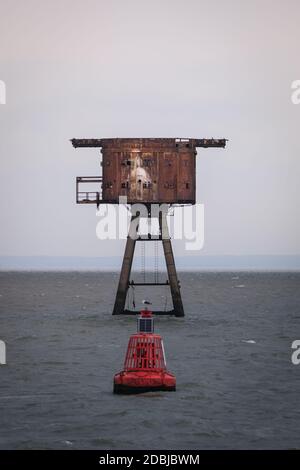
113, 309, 176, 394
137, 310, 154, 333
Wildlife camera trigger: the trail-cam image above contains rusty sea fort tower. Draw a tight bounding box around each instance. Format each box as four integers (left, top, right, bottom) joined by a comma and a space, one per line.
71, 137, 227, 317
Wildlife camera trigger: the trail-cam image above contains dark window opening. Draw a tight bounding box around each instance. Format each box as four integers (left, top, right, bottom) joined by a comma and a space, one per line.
143, 159, 152, 167
121, 159, 133, 166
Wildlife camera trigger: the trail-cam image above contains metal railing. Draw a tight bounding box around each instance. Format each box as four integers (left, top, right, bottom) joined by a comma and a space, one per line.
76, 176, 102, 204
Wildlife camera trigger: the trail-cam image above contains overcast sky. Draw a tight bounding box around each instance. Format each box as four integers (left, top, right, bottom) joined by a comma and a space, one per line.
0, 0, 299, 266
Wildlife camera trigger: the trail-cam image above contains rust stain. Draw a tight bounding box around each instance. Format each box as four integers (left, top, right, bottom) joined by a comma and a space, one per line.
72, 138, 227, 205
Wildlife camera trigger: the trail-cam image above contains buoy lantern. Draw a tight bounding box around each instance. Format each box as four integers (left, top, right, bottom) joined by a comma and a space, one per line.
113, 309, 176, 394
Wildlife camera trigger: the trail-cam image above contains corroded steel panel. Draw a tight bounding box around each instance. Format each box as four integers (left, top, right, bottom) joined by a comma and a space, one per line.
72, 137, 227, 205
100, 139, 196, 204
177, 150, 195, 202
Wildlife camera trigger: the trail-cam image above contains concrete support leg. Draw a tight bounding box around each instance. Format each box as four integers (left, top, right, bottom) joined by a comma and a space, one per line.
160, 212, 185, 317
112, 215, 139, 315
112, 212, 184, 317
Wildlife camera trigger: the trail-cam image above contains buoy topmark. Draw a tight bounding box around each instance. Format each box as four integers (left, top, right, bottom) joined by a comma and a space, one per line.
113, 309, 176, 394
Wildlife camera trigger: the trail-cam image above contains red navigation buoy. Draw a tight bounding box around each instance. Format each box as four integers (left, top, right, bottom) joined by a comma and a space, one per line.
113, 308, 176, 394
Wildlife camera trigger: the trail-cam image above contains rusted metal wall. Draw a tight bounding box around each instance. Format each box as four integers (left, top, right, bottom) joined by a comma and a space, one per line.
72, 137, 227, 205
101, 138, 196, 204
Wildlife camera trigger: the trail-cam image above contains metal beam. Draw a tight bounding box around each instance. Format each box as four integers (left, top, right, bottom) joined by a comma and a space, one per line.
195, 138, 227, 148
159, 212, 185, 317
112, 215, 139, 316
71, 137, 227, 149
71, 138, 103, 148
123, 309, 177, 316
128, 281, 170, 286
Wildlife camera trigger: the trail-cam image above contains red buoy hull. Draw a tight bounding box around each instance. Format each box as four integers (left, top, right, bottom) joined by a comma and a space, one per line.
113, 370, 176, 394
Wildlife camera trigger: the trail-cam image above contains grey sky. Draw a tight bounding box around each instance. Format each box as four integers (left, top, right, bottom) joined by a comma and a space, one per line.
0, 0, 299, 264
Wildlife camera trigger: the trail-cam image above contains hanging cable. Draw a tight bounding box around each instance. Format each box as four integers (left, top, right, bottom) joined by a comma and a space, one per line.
164, 292, 168, 311
126, 286, 130, 310
132, 285, 136, 309
141, 241, 146, 283
154, 240, 159, 284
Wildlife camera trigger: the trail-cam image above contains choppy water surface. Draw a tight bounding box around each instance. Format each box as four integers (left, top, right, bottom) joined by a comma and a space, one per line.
0, 271, 299, 449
